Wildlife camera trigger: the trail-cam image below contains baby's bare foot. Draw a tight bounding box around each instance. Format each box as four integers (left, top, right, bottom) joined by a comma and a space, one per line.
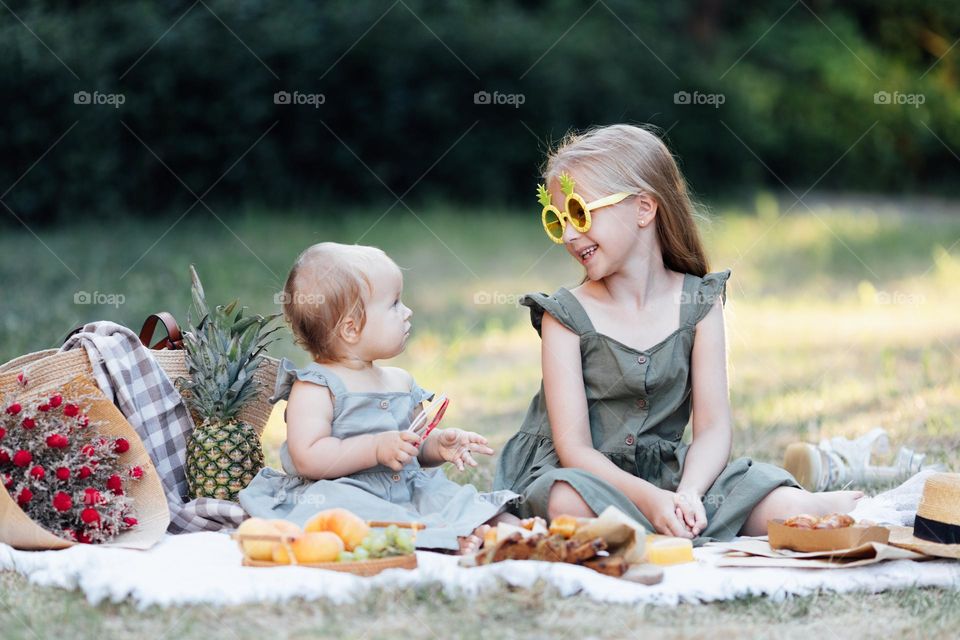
457, 524, 491, 555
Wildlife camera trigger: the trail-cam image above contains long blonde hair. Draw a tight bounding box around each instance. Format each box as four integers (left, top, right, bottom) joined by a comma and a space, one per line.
544, 124, 709, 277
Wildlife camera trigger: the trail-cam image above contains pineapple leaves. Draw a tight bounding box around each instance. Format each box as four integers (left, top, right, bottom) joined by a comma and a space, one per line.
181, 267, 282, 422
559, 172, 576, 197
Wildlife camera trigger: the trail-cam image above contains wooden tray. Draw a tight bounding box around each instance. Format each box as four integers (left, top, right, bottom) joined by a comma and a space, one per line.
232, 531, 418, 576
242, 553, 417, 576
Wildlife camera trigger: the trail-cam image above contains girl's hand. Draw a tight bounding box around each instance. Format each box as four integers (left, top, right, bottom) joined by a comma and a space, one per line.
673, 490, 708, 537
640, 488, 694, 538
432, 429, 494, 472
374, 430, 421, 471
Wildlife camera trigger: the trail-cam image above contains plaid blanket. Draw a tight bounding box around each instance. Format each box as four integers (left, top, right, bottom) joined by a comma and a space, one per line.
61, 322, 247, 533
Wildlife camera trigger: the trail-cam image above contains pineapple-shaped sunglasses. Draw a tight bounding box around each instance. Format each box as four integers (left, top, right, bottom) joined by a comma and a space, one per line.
537, 173, 633, 243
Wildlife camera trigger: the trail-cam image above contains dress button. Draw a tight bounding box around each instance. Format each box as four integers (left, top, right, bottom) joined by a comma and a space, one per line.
625, 435, 636, 446
637, 355, 648, 365
636, 398, 648, 410
379, 399, 390, 410
391, 473, 401, 482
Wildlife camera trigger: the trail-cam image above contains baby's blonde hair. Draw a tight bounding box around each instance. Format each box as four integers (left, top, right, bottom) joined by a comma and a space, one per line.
544, 124, 709, 277
282, 242, 394, 361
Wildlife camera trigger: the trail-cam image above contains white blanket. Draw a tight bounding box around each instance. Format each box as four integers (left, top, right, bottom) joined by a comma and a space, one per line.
2, 531, 958, 609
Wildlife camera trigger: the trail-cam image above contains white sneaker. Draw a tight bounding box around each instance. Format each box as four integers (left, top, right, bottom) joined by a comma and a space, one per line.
783, 428, 943, 492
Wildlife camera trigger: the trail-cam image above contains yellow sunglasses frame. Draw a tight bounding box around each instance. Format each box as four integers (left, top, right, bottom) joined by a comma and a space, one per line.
540, 190, 633, 244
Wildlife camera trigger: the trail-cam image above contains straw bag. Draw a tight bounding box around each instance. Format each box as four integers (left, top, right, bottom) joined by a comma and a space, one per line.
0, 312, 281, 548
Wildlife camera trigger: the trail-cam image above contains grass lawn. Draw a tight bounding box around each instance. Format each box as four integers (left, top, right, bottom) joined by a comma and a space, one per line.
2, 195, 959, 637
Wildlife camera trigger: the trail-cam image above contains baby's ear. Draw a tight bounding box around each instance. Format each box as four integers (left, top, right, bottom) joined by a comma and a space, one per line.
338, 316, 361, 344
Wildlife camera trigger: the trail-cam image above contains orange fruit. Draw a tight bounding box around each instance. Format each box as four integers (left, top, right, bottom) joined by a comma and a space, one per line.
271, 519, 303, 539
272, 541, 295, 564
305, 508, 370, 551
291, 532, 344, 563
237, 518, 281, 561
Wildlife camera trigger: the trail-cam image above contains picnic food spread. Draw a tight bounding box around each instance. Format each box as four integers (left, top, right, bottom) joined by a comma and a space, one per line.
234, 508, 417, 574
471, 507, 692, 582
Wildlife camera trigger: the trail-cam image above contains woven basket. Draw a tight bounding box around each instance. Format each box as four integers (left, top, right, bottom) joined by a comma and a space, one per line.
0, 373, 170, 550
0, 348, 280, 437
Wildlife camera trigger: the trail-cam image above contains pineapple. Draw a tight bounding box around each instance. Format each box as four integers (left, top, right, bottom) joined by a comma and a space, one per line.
178, 265, 281, 502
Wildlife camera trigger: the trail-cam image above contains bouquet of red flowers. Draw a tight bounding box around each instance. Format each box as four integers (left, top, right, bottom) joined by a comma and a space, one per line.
1, 385, 142, 544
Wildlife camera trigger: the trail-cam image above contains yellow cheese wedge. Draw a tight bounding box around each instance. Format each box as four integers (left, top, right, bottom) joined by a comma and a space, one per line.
645, 534, 694, 566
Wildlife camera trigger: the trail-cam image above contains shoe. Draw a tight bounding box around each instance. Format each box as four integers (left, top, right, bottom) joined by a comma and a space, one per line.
783, 428, 943, 492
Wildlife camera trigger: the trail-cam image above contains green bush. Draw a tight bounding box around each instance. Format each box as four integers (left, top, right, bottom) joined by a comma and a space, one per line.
1, 0, 957, 224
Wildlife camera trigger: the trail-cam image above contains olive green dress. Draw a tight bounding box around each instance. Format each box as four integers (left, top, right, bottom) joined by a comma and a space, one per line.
493, 269, 801, 545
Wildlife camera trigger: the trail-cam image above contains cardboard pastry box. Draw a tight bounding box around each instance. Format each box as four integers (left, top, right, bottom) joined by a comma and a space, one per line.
768, 519, 890, 552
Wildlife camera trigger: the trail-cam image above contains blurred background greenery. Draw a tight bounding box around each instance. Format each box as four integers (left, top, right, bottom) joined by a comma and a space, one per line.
1, 1, 958, 478
1, 0, 959, 224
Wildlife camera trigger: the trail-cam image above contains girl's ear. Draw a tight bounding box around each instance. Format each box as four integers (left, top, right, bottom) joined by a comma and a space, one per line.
338, 316, 361, 345
636, 193, 658, 227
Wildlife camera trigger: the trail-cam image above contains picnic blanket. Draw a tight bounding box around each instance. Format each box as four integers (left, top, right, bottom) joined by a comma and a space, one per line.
1, 530, 958, 609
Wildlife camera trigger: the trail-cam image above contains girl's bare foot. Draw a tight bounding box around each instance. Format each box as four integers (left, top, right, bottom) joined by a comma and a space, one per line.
458, 524, 490, 555
821, 489, 864, 514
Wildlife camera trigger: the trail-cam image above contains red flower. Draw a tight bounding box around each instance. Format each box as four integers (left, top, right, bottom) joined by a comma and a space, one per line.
81, 444, 96, 457
17, 487, 33, 505
38, 404, 50, 412
29, 465, 45, 480
53, 492, 73, 512
76, 466, 92, 479
16, 373, 26, 386
77, 415, 89, 428
63, 404, 80, 417
106, 474, 123, 495
21, 417, 36, 430
0, 427, 5, 440
76, 531, 92, 543
56, 466, 71, 481
5, 403, 21, 415
0, 450, 9, 465
83, 488, 103, 505
46, 434, 69, 449
123, 517, 138, 527
2, 473, 12, 488
12, 450, 32, 467
113, 438, 130, 454
80, 508, 100, 525
49, 394, 63, 408
130, 466, 144, 479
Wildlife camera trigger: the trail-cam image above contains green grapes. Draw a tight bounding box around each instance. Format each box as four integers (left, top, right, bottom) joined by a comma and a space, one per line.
352, 528, 416, 559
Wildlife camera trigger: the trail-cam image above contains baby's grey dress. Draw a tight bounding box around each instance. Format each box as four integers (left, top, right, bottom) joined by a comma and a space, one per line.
238, 359, 518, 550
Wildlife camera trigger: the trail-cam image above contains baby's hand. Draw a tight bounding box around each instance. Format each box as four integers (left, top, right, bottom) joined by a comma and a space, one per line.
673, 490, 708, 537
432, 429, 494, 472
374, 430, 421, 471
